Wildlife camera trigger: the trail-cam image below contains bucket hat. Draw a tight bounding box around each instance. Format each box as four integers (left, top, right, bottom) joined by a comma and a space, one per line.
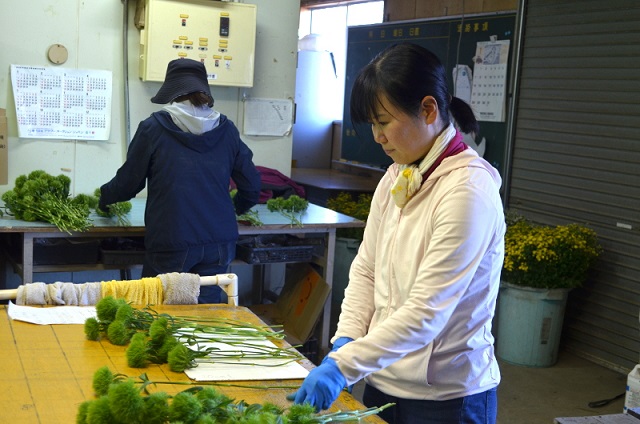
151, 58, 213, 106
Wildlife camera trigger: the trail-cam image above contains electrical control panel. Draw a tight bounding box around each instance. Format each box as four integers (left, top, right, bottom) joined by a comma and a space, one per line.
139, 0, 257, 87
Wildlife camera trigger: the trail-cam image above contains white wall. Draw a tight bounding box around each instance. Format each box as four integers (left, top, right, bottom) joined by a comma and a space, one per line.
0, 0, 299, 197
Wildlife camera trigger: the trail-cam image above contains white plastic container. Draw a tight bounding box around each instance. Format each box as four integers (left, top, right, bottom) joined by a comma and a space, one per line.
624, 364, 640, 413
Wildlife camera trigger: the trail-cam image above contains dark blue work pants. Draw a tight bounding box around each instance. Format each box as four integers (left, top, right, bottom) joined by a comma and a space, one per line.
363, 384, 498, 424
141, 241, 236, 304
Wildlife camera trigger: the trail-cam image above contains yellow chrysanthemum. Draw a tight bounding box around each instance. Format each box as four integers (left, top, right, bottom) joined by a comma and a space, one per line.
502, 218, 602, 289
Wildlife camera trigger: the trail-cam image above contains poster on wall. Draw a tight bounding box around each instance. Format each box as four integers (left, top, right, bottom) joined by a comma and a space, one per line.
243, 98, 293, 137
10, 64, 112, 141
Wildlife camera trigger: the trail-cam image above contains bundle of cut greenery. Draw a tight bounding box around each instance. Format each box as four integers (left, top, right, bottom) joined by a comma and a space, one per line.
228, 191, 309, 227
85, 296, 299, 373
230, 189, 263, 226
78, 366, 394, 424
0, 170, 91, 233
93, 188, 133, 226
0, 170, 132, 232
266, 195, 309, 227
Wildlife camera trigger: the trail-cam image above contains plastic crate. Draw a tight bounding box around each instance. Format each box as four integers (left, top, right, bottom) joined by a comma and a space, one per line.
33, 238, 100, 265
236, 235, 316, 264
100, 237, 145, 266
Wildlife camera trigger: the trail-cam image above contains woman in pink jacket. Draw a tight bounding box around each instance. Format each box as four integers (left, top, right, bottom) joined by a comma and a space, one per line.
290, 43, 506, 423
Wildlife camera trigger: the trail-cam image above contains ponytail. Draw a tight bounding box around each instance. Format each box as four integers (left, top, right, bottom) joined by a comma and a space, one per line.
450, 96, 479, 135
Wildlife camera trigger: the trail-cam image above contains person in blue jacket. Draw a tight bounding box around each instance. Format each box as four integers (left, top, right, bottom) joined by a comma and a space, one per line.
99, 58, 261, 303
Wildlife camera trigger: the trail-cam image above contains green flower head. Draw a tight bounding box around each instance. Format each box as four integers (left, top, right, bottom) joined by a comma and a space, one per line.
75, 400, 91, 424
86, 396, 115, 424
92, 366, 116, 397
84, 317, 101, 341
108, 379, 144, 423
149, 316, 170, 346
95, 296, 127, 322
143, 391, 170, 424
107, 320, 133, 346
156, 335, 180, 364
126, 332, 150, 368
115, 303, 134, 323
169, 391, 203, 423
168, 343, 193, 373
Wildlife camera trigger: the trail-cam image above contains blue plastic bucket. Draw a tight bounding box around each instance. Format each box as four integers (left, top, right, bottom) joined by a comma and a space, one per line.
496, 282, 570, 367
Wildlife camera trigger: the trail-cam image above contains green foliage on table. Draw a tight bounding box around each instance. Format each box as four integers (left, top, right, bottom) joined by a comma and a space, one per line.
92, 188, 132, 226
230, 189, 263, 226
0, 169, 92, 233
79, 366, 394, 424
85, 296, 298, 373
0, 170, 133, 232
502, 213, 603, 289
326, 192, 372, 241
266, 195, 309, 227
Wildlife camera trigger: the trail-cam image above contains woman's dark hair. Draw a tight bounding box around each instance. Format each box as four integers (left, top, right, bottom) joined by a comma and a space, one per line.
173, 92, 214, 107
350, 43, 479, 135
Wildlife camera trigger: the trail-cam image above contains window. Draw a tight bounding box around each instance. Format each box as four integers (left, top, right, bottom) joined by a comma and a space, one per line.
298, 1, 384, 120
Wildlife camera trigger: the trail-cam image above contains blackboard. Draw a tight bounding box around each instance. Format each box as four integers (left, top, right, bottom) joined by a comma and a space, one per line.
341, 12, 517, 175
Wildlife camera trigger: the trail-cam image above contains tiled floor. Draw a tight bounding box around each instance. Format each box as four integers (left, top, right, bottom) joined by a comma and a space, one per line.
351, 349, 628, 423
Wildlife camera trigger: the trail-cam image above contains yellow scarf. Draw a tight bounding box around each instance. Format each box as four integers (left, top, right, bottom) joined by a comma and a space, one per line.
390, 124, 457, 208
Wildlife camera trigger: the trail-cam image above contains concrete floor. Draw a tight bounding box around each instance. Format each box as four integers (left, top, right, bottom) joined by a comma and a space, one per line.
351, 349, 628, 423
497, 350, 627, 423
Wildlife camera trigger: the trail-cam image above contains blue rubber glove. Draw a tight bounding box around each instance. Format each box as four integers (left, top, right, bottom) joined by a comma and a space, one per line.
288, 357, 346, 411
321, 337, 353, 364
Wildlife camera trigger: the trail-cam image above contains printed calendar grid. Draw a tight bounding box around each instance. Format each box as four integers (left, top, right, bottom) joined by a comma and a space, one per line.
469, 40, 510, 123
10, 64, 112, 140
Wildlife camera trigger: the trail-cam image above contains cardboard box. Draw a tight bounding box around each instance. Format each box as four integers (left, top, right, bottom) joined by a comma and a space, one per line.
249, 263, 330, 347
0, 108, 7, 185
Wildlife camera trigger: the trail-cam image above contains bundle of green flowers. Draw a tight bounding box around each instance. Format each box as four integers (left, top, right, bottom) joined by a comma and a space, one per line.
266, 195, 309, 227
502, 216, 602, 289
85, 297, 299, 373
0, 170, 132, 232
78, 366, 393, 424
0, 170, 92, 233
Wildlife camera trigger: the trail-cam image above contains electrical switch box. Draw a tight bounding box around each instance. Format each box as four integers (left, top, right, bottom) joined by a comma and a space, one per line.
139, 0, 257, 87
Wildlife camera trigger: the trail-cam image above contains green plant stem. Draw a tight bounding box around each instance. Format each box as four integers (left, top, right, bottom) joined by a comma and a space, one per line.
317, 403, 395, 422
176, 333, 303, 367
137, 372, 300, 392
133, 307, 286, 340
237, 209, 263, 226
12, 197, 92, 233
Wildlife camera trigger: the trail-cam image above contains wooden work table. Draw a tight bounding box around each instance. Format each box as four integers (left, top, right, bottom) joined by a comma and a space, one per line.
0, 304, 384, 424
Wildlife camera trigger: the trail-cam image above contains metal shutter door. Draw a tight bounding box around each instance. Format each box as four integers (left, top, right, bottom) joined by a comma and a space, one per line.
507, 0, 640, 372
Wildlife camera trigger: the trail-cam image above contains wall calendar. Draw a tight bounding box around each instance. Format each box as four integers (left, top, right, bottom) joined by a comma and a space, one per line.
470, 39, 510, 123
10, 64, 112, 141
